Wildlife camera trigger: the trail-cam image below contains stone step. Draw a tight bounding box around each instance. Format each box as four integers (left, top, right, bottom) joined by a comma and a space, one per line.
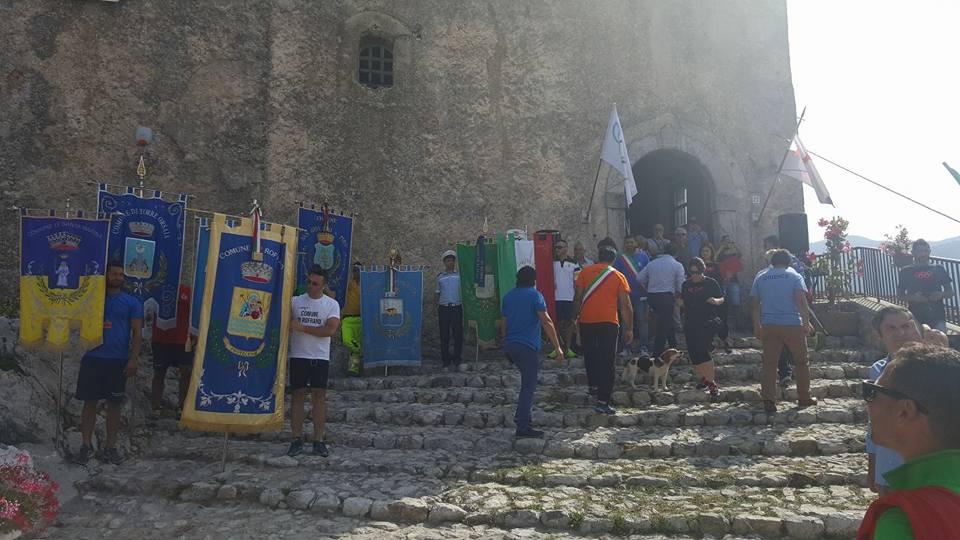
330, 378, 864, 407
330, 359, 871, 392
155, 420, 865, 459
142, 434, 869, 490
71, 459, 866, 539
320, 397, 867, 431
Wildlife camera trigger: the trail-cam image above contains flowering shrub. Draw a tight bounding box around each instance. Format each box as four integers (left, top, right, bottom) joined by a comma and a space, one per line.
813, 216, 860, 305
0, 452, 59, 533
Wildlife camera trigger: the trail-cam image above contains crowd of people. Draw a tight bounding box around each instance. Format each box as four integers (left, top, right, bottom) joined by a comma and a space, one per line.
63, 217, 960, 537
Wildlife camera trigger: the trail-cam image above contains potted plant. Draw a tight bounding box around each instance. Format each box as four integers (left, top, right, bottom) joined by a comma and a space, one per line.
811, 217, 861, 336
880, 224, 913, 267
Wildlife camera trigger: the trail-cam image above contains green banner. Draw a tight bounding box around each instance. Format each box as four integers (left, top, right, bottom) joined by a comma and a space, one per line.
457, 241, 500, 348
496, 233, 517, 306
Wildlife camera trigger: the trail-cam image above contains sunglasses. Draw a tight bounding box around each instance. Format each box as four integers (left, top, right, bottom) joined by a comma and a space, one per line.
861, 380, 929, 414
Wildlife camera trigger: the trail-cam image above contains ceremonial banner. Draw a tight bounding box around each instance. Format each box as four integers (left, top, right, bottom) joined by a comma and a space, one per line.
19, 213, 110, 350
97, 185, 188, 331
534, 230, 559, 322
359, 265, 423, 368
457, 241, 500, 348
188, 217, 237, 337
181, 214, 296, 433
297, 205, 353, 307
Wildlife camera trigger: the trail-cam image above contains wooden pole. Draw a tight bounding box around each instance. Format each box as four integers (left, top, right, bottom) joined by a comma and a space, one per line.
584, 160, 605, 223
220, 432, 229, 473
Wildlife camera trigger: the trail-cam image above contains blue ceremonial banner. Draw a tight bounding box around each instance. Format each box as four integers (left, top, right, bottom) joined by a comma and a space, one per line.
297, 205, 352, 307
181, 214, 297, 433
98, 184, 187, 331
359, 266, 423, 368
188, 217, 238, 337
19, 212, 110, 350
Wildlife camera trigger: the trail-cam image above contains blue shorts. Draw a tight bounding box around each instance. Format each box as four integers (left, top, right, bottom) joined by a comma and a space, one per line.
555, 300, 574, 322
75, 355, 128, 403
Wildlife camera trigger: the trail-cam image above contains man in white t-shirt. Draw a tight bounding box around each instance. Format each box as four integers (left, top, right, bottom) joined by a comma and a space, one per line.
287, 265, 341, 457
550, 239, 579, 360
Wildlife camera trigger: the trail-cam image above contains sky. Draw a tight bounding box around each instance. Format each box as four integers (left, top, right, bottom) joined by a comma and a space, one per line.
787, 0, 960, 243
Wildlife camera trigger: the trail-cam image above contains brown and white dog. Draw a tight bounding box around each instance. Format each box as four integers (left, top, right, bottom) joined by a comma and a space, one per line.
621, 348, 681, 391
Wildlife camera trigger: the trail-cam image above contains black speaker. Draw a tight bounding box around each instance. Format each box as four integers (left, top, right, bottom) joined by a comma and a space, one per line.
778, 213, 809, 256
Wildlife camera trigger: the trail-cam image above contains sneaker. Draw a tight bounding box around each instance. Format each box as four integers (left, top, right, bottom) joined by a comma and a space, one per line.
565, 349, 577, 359
547, 350, 558, 360
695, 377, 709, 390
515, 428, 545, 439
312, 441, 330, 457
707, 382, 720, 402
70, 445, 94, 465
763, 401, 778, 414
98, 447, 125, 465
593, 403, 617, 415
778, 373, 794, 388
287, 439, 303, 457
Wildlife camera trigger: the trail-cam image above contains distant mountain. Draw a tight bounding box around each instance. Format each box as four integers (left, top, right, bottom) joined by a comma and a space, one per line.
811, 235, 960, 260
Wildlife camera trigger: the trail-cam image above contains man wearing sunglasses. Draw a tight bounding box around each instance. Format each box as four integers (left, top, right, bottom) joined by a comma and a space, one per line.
866, 306, 947, 494
858, 343, 960, 539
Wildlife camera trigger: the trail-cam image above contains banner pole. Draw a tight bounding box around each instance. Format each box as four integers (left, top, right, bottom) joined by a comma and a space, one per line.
583, 160, 604, 224
756, 106, 806, 224
55, 352, 64, 455
220, 432, 229, 473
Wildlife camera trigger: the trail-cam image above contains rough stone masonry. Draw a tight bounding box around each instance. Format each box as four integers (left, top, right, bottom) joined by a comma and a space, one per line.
0, 0, 802, 304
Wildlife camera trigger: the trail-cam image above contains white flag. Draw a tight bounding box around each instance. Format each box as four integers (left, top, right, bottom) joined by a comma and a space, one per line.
600, 106, 638, 205
780, 135, 833, 206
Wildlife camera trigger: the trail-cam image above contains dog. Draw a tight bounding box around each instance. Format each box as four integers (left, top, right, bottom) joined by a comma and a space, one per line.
621, 348, 681, 391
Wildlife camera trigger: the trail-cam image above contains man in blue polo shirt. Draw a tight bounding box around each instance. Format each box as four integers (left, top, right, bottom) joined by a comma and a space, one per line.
751, 249, 814, 414
500, 266, 563, 439
72, 261, 143, 465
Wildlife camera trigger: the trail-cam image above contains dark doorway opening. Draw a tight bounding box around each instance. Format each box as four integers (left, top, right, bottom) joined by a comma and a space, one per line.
629, 149, 714, 240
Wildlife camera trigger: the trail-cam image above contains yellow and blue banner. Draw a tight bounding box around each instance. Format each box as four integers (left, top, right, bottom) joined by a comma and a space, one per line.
297, 204, 353, 307
359, 265, 423, 368
19, 211, 110, 351
97, 184, 188, 331
180, 214, 296, 433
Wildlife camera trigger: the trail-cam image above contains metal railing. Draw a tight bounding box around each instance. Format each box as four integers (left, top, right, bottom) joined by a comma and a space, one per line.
809, 247, 960, 326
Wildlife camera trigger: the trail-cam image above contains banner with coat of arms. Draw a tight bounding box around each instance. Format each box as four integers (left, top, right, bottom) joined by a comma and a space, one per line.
359, 265, 423, 368
180, 213, 296, 433
19, 212, 111, 351
97, 184, 187, 332
297, 205, 352, 307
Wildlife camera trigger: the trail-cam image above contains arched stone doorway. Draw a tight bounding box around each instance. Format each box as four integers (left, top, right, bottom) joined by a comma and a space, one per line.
629, 149, 715, 240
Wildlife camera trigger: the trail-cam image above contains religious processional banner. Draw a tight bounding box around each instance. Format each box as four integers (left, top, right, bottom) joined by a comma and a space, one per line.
359, 266, 423, 368
97, 184, 187, 331
181, 214, 296, 433
19, 212, 110, 351
495, 231, 535, 305
457, 239, 500, 349
297, 205, 353, 307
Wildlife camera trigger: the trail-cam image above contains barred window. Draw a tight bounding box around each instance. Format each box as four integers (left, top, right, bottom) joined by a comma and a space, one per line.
358, 38, 394, 89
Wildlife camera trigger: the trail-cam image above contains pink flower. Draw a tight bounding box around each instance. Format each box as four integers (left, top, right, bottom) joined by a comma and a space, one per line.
818, 218, 829, 227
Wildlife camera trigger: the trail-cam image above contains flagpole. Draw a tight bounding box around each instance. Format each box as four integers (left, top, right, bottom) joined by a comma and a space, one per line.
584, 159, 605, 224
756, 106, 806, 224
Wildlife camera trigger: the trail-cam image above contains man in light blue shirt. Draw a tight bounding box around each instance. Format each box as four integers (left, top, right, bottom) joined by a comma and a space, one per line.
436, 250, 463, 367
750, 249, 814, 413
638, 242, 685, 356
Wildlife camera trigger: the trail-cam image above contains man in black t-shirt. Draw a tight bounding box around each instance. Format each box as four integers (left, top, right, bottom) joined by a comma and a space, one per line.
898, 239, 954, 332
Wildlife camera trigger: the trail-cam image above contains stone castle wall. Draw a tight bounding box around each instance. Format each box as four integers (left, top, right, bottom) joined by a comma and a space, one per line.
0, 0, 801, 299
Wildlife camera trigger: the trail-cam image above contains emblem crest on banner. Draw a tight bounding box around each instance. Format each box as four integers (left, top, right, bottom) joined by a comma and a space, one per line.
123, 237, 155, 278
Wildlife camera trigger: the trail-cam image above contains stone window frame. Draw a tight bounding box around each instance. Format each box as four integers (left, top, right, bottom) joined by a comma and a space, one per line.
339, 11, 414, 96
358, 37, 395, 89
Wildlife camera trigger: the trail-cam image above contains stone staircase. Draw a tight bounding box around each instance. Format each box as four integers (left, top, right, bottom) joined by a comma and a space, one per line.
42, 337, 877, 539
